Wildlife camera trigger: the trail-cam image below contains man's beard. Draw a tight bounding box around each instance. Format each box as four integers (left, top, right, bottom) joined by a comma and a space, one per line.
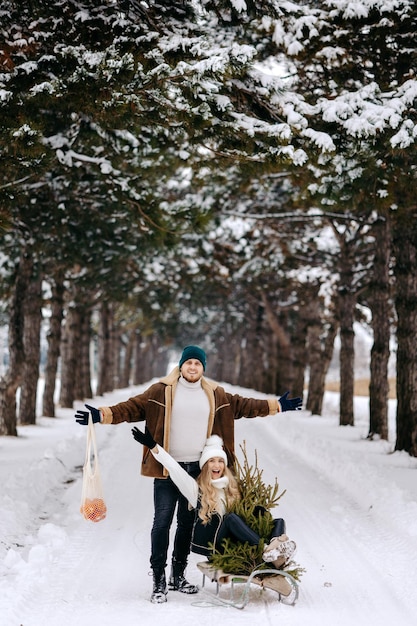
182, 372, 202, 383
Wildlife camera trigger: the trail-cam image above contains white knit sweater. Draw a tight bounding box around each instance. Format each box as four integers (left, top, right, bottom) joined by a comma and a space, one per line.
169, 375, 210, 462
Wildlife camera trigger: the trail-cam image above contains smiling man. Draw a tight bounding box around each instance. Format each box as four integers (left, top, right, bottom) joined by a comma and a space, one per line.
75, 344, 302, 604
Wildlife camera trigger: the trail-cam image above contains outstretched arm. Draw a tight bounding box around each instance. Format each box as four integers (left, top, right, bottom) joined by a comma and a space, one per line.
131, 427, 199, 508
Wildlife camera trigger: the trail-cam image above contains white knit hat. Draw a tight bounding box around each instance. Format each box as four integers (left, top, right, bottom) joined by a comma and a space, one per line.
199, 435, 228, 469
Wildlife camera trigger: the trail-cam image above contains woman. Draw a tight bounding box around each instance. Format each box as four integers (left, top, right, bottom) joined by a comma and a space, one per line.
131, 427, 296, 568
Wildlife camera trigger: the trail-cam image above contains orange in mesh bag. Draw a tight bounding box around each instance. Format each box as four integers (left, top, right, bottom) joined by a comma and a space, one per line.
80, 497, 107, 522
80, 415, 107, 522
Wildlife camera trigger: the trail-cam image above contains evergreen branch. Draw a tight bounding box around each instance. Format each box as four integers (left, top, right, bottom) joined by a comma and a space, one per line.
209, 441, 289, 576
222, 209, 382, 224
126, 199, 177, 235
0, 174, 35, 190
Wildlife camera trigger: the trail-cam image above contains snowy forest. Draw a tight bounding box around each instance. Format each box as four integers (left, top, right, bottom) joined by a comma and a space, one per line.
1, 0, 417, 457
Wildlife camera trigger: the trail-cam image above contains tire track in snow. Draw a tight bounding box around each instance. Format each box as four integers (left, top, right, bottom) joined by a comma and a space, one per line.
11, 524, 102, 626
235, 416, 416, 625
7, 403, 417, 626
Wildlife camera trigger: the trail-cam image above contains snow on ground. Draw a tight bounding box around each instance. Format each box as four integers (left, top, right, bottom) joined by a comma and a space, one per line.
1, 381, 417, 626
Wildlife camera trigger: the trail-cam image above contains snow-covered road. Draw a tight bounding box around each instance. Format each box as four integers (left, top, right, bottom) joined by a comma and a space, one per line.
1, 384, 417, 626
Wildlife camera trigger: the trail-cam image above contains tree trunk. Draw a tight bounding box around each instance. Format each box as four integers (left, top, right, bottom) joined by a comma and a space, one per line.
224, 333, 242, 386
114, 328, 122, 387
0, 251, 32, 436
306, 317, 338, 416
213, 313, 241, 385
338, 255, 356, 426
59, 302, 82, 407
18, 273, 42, 425
263, 333, 279, 395
96, 301, 116, 395
133, 332, 147, 384
224, 304, 258, 390
291, 313, 309, 399
209, 334, 223, 382
293, 285, 326, 403
119, 328, 135, 388
253, 303, 267, 392
260, 293, 293, 393
42, 278, 65, 417
230, 335, 243, 386
152, 338, 169, 378
393, 213, 417, 456
237, 335, 253, 389
75, 310, 92, 399
133, 333, 167, 383
368, 216, 392, 440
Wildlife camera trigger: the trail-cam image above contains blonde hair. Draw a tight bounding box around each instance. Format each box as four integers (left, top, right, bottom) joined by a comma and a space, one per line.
197, 462, 240, 524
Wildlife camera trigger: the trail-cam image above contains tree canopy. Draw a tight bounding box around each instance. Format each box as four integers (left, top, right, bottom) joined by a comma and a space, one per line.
1, 1, 417, 456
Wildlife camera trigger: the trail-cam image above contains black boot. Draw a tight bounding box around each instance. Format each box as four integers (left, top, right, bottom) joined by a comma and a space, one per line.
270, 518, 286, 539
151, 569, 167, 604
168, 559, 199, 594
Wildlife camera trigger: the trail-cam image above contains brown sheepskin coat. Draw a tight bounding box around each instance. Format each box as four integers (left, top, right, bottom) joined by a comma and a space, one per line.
99, 367, 280, 478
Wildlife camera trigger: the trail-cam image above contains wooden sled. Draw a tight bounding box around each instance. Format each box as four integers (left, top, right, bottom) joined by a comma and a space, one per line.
196, 561, 299, 609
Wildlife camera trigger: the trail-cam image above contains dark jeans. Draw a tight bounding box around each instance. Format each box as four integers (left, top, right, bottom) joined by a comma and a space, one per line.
216, 512, 260, 549
150, 461, 200, 573
215, 513, 286, 552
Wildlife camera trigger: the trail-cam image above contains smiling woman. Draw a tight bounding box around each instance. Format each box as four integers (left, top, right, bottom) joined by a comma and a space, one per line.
207, 456, 225, 479
131, 429, 296, 569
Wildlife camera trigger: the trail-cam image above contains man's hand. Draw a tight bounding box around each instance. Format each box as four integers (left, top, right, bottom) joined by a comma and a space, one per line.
75, 404, 101, 425
278, 391, 302, 412
131, 426, 157, 449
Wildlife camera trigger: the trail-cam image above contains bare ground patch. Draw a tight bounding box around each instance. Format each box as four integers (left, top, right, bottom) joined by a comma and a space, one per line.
325, 378, 396, 399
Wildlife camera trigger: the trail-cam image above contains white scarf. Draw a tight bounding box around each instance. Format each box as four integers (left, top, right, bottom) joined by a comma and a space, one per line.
211, 475, 229, 515
211, 476, 229, 490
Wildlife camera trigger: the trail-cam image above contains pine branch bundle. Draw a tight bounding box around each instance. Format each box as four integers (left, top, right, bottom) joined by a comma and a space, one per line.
210, 538, 264, 576
232, 442, 286, 538
208, 441, 286, 575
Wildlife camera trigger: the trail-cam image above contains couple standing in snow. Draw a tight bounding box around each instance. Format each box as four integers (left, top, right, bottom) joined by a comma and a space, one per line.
75, 345, 302, 603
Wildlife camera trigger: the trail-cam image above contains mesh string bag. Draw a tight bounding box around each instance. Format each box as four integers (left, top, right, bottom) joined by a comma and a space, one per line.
80, 415, 107, 523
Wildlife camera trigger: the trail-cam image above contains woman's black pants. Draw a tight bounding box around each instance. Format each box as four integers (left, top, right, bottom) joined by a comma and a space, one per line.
215, 513, 286, 551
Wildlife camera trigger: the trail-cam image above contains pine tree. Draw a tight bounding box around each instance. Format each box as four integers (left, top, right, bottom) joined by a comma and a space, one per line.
231, 443, 284, 539
208, 442, 304, 581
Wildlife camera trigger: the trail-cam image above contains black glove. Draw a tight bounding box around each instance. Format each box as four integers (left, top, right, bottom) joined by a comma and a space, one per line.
131, 426, 157, 449
75, 403, 101, 425
278, 391, 302, 412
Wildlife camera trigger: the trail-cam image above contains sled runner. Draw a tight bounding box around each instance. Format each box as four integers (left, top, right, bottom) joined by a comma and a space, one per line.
196, 561, 299, 609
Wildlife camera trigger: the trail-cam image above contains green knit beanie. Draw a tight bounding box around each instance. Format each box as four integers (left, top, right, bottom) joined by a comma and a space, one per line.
179, 345, 207, 370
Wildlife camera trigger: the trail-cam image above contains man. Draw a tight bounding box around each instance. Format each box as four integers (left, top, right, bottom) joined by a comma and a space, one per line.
75, 345, 302, 604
